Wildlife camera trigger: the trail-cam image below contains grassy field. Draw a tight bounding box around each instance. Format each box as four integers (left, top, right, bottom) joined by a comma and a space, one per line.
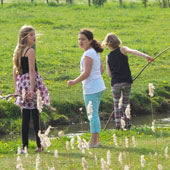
0, 2, 170, 123
1, 127, 170, 169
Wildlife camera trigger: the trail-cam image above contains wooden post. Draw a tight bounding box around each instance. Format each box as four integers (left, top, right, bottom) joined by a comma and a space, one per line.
46, 0, 48, 3
88, 0, 91, 7
1, 0, 3, 5
31, 0, 33, 3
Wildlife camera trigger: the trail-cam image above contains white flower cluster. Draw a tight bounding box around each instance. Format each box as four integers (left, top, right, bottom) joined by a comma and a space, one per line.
101, 158, 109, 170
151, 120, 155, 133
132, 136, 136, 147
121, 117, 125, 130
119, 93, 123, 109
148, 83, 155, 97
125, 104, 131, 119
36, 90, 44, 113
77, 136, 89, 154
140, 155, 146, 167
38, 126, 52, 150
21, 88, 26, 104
58, 130, 64, 137
16, 153, 24, 170
113, 134, 118, 147
87, 101, 93, 120
164, 146, 169, 159
36, 154, 40, 170
82, 157, 88, 170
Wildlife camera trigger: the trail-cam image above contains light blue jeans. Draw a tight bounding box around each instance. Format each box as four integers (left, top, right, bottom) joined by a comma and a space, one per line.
83, 91, 104, 133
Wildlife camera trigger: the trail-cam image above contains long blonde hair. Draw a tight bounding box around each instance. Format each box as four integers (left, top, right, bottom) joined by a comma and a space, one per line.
13, 25, 35, 75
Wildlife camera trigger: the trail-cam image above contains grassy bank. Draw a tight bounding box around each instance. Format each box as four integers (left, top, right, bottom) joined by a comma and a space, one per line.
1, 127, 170, 169
0, 2, 170, 128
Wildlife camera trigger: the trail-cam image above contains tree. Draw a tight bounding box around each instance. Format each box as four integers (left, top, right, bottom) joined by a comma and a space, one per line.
92, 0, 107, 6
1, 0, 3, 5
66, 0, 73, 3
88, 0, 91, 7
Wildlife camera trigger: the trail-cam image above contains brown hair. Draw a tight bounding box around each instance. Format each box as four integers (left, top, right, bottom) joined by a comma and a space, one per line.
13, 25, 35, 75
79, 29, 103, 53
102, 33, 121, 49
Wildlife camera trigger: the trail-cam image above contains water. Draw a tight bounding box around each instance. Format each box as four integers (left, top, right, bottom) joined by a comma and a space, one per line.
1, 112, 170, 140
49, 111, 170, 138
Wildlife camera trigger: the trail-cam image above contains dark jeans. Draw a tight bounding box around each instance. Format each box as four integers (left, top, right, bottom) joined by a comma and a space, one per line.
22, 109, 41, 149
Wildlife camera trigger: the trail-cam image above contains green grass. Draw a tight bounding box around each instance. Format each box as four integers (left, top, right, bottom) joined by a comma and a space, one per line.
1, 127, 170, 169
0, 2, 170, 122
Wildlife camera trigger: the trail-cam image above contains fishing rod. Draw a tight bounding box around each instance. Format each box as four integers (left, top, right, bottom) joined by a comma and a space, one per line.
103, 46, 170, 131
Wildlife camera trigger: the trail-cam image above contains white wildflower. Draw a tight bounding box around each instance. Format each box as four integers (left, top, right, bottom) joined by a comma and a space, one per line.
16, 155, 25, 170
164, 146, 169, 159
54, 150, 58, 158
45, 125, 52, 136
107, 150, 111, 166
70, 137, 75, 149
132, 136, 136, 147
113, 134, 118, 147
23, 146, 28, 158
36, 90, 44, 113
38, 130, 51, 150
119, 93, 123, 109
158, 164, 163, 170
101, 158, 108, 170
87, 101, 93, 120
36, 154, 40, 170
125, 104, 131, 119
79, 107, 83, 112
94, 154, 97, 165
118, 152, 123, 165
81, 148, 85, 154
82, 157, 88, 170
125, 137, 129, 148
17, 147, 21, 155
77, 136, 83, 151
140, 155, 146, 168
151, 120, 155, 133
148, 83, 155, 97
66, 141, 69, 151
124, 165, 130, 170
21, 88, 26, 103
58, 130, 64, 137
121, 117, 125, 130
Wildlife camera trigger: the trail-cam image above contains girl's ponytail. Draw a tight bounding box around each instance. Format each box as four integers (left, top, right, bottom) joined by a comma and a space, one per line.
91, 39, 103, 53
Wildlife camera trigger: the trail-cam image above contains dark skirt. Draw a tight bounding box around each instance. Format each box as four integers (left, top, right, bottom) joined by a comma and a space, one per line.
15, 72, 50, 109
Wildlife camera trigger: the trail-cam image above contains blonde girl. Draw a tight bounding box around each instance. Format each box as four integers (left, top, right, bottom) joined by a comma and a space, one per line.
13, 25, 50, 152
103, 33, 154, 130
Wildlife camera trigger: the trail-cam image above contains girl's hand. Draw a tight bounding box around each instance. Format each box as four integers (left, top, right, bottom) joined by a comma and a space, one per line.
145, 56, 154, 62
25, 90, 34, 100
67, 80, 75, 87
